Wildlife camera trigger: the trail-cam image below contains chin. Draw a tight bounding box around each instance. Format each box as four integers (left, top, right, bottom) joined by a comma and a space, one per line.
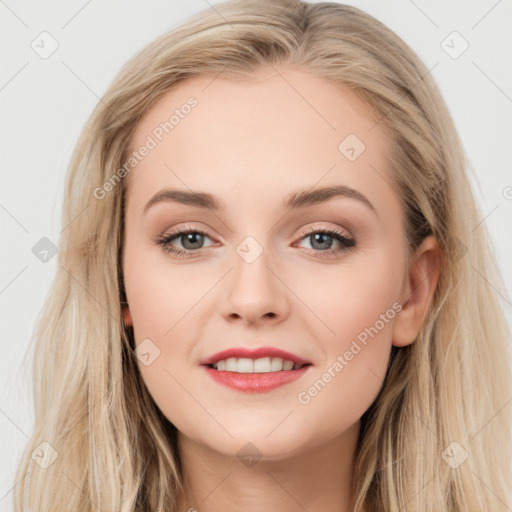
190, 424, 313, 462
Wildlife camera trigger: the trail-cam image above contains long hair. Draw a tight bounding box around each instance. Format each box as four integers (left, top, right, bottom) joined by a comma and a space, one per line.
13, 1, 512, 510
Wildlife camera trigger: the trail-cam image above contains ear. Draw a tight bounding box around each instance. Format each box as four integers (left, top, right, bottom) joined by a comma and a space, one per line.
392, 235, 441, 347
122, 303, 133, 327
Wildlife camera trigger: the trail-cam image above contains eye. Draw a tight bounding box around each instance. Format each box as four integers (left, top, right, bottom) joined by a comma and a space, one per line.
293, 226, 356, 259
156, 224, 215, 258
156, 224, 356, 259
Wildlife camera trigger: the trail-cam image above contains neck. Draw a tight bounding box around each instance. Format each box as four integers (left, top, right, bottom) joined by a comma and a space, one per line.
174, 420, 362, 512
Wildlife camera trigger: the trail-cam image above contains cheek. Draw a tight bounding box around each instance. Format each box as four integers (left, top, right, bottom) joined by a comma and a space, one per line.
293, 246, 403, 350
123, 241, 204, 339
122, 239, 223, 412
290, 249, 402, 425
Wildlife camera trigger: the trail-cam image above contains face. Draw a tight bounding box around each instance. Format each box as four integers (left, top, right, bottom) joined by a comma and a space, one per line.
121, 66, 412, 460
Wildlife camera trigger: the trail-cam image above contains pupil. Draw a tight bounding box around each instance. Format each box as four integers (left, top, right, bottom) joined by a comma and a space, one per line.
311, 233, 332, 250
183, 233, 203, 250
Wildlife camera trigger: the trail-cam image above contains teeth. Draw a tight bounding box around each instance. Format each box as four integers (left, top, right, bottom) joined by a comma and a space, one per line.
212, 357, 304, 373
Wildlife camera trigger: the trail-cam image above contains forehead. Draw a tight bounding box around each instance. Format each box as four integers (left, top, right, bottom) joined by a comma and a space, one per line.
124, 66, 394, 216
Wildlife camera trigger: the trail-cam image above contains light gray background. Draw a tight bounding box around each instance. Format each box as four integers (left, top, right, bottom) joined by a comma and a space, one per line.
1, 0, 511, 509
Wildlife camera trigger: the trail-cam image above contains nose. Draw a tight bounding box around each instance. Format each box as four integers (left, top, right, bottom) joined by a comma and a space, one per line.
220, 244, 290, 326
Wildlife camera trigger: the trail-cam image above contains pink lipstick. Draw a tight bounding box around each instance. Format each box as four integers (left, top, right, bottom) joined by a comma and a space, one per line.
200, 346, 313, 393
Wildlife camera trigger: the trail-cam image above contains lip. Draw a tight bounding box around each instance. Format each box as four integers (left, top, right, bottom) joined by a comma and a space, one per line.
199, 346, 312, 366
202, 364, 312, 393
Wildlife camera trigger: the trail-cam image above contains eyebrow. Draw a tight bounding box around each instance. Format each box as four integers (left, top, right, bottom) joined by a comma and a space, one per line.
143, 185, 377, 215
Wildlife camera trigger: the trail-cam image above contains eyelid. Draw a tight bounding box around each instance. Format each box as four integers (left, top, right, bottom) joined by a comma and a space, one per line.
158, 221, 353, 243
158, 223, 217, 244
298, 223, 353, 239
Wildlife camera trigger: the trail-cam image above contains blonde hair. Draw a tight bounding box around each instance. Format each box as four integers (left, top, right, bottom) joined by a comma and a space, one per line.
13, 1, 512, 510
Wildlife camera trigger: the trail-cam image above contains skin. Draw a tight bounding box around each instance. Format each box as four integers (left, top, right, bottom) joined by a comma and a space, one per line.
121, 65, 441, 512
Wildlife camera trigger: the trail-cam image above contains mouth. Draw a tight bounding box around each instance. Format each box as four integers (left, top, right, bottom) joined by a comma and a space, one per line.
200, 346, 312, 369
204, 357, 312, 373
199, 346, 313, 392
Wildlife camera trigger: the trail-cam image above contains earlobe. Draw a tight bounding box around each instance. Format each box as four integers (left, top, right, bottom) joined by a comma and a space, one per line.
392, 235, 442, 347
122, 304, 133, 327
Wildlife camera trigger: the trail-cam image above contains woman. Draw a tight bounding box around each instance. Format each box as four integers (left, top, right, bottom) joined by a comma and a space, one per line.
13, 0, 512, 510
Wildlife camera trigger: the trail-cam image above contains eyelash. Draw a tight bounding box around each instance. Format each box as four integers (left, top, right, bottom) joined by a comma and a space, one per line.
156, 223, 357, 259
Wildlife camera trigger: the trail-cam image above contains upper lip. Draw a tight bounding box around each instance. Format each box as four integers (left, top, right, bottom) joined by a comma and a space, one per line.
200, 346, 312, 366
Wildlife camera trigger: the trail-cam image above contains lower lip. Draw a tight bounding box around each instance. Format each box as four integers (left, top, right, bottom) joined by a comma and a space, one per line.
202, 365, 312, 393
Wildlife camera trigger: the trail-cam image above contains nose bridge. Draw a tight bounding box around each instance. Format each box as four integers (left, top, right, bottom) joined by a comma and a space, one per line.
221, 232, 289, 322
